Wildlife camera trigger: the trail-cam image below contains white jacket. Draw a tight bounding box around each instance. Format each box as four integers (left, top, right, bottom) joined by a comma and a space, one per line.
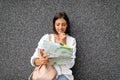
31, 34, 76, 80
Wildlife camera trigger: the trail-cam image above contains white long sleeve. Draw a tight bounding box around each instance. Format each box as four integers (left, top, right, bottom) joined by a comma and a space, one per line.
31, 34, 49, 66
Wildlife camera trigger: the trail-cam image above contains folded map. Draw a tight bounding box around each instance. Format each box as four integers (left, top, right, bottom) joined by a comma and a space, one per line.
41, 40, 73, 58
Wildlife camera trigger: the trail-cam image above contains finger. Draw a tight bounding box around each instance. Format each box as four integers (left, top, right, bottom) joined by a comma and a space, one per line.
41, 57, 49, 61
59, 33, 66, 38
41, 60, 49, 64
60, 33, 66, 36
40, 59, 48, 65
40, 49, 44, 56
43, 54, 49, 58
42, 50, 48, 55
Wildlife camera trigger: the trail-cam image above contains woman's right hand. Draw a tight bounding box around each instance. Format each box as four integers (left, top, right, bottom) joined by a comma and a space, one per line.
39, 57, 49, 65
34, 49, 50, 66
34, 55, 49, 66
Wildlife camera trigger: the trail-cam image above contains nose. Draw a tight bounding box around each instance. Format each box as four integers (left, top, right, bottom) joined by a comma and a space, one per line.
59, 24, 63, 28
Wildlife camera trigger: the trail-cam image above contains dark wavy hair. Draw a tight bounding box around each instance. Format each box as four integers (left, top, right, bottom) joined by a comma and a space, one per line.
53, 12, 70, 34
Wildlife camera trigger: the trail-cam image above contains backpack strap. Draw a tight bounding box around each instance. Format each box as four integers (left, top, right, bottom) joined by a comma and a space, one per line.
49, 34, 52, 42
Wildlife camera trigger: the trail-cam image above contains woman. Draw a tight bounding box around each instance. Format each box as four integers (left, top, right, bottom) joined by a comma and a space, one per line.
31, 12, 76, 80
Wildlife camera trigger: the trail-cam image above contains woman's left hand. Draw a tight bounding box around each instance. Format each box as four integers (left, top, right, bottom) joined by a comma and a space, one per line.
59, 33, 66, 40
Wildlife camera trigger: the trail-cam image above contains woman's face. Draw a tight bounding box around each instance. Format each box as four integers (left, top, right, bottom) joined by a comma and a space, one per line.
55, 18, 67, 34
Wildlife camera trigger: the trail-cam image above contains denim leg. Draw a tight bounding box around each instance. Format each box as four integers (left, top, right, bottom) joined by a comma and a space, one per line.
57, 75, 69, 80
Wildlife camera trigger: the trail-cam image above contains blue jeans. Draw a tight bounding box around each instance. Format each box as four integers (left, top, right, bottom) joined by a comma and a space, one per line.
57, 74, 69, 80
